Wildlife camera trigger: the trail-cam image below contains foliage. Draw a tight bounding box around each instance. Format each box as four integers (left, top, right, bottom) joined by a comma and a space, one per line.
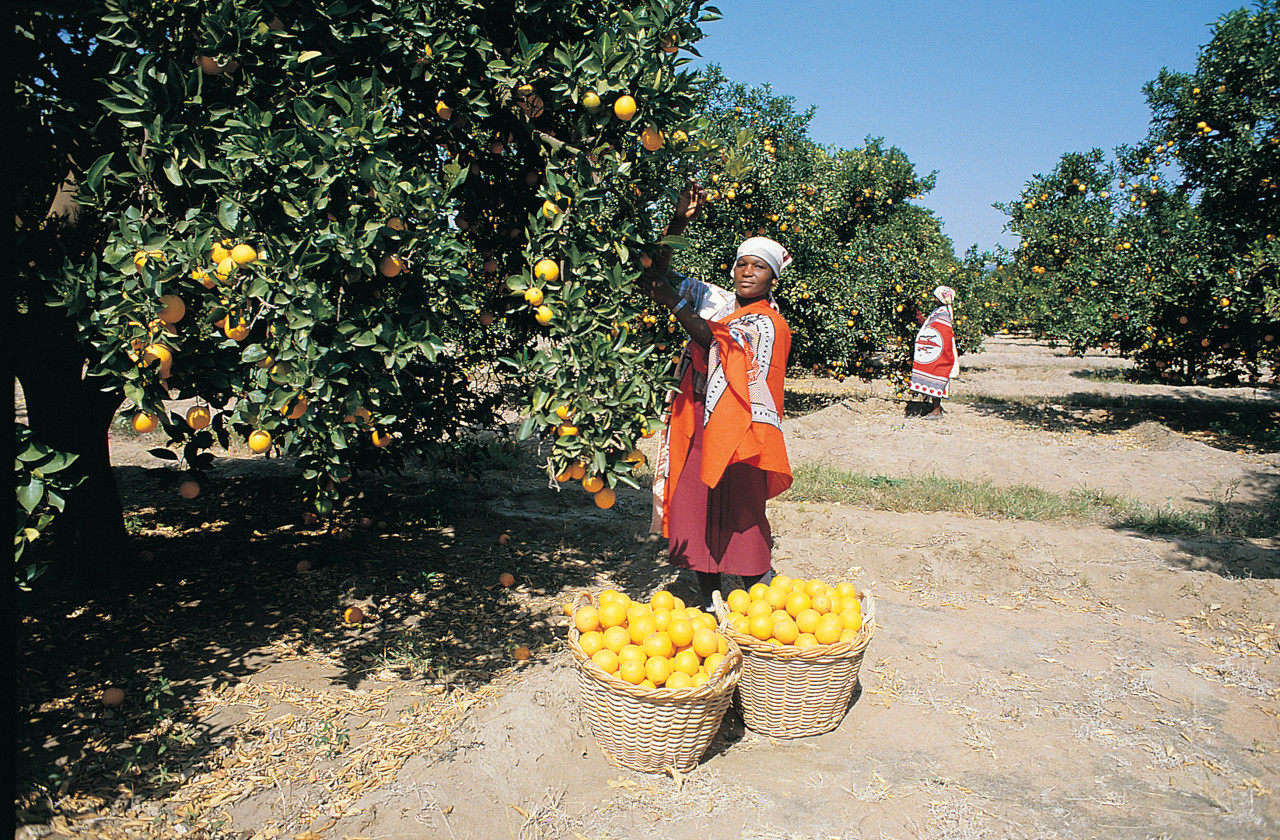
993, 1, 1279, 382
14, 425, 84, 587
15, 0, 724, 516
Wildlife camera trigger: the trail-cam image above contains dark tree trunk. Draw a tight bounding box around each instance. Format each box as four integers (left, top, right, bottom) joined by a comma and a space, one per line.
16, 300, 130, 596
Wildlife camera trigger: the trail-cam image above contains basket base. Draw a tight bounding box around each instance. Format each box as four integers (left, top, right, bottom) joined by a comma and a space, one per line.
737, 679, 863, 739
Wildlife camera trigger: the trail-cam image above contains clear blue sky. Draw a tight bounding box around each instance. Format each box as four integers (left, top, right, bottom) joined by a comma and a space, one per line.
691, 0, 1246, 258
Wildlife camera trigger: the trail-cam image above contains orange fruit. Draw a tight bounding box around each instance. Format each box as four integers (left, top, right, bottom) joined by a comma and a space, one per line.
672, 596, 686, 611
691, 612, 717, 631
665, 670, 694, 690
142, 343, 173, 373
578, 630, 604, 656
729, 614, 750, 635
814, 614, 844, 645
691, 628, 719, 658
372, 429, 391, 448
215, 255, 237, 281
747, 582, 769, 600
837, 581, 859, 600
247, 429, 272, 454
567, 460, 587, 480
787, 576, 806, 593
618, 644, 646, 668
131, 411, 159, 433
533, 258, 559, 283
283, 397, 308, 420
435, 100, 453, 120
726, 589, 750, 614
590, 648, 619, 674
597, 602, 627, 630
650, 590, 676, 611
626, 602, 652, 623
178, 479, 200, 499
667, 618, 694, 648
101, 687, 125, 707
795, 633, 819, 648
795, 608, 822, 635
672, 649, 700, 676
618, 659, 645, 685
748, 613, 774, 641
593, 487, 615, 509
628, 615, 656, 646
378, 254, 405, 277
811, 592, 835, 615
640, 126, 664, 151
644, 655, 672, 686
602, 625, 630, 653
785, 591, 811, 617
582, 476, 604, 493
343, 606, 365, 624
158, 294, 186, 324
642, 631, 674, 659
840, 604, 864, 631
498, 572, 516, 587
806, 579, 829, 599
771, 574, 793, 592
826, 594, 844, 615
651, 607, 672, 631
746, 599, 773, 619
230, 243, 257, 265
772, 617, 799, 645
764, 584, 790, 610
839, 628, 860, 643
524, 287, 544, 306
613, 94, 637, 121
704, 652, 726, 675
224, 317, 250, 341
512, 645, 531, 661
573, 606, 601, 633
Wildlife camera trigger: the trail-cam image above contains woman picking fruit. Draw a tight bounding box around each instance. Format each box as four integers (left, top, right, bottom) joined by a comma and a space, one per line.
638, 181, 794, 612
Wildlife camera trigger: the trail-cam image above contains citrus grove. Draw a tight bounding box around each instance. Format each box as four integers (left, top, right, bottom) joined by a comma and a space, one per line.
15, 0, 727, 589
988, 2, 1278, 382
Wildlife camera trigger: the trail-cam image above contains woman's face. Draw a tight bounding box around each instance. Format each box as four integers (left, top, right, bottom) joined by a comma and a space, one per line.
732, 255, 775, 301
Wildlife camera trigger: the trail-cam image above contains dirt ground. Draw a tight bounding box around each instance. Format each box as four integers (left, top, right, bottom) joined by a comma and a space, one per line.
14, 336, 1280, 840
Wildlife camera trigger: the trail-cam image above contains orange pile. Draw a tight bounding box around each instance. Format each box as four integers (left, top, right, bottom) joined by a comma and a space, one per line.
723, 576, 863, 648
574, 590, 730, 690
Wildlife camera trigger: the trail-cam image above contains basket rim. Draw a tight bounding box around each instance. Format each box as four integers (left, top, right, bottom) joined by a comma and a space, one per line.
566, 593, 743, 701
712, 589, 877, 660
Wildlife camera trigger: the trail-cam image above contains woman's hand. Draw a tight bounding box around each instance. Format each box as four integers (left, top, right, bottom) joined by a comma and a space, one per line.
669, 180, 708, 231
637, 267, 678, 308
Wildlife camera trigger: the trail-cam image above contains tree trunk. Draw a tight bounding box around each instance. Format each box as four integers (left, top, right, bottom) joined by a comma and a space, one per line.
16, 302, 130, 596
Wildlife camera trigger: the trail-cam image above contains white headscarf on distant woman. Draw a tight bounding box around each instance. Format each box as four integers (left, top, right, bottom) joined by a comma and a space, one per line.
933, 285, 956, 306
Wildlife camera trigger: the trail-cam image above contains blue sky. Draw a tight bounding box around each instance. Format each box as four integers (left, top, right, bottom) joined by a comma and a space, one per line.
690, 0, 1246, 258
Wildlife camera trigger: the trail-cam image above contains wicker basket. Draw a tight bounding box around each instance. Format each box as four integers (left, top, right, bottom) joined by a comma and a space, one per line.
713, 589, 876, 738
567, 594, 743, 773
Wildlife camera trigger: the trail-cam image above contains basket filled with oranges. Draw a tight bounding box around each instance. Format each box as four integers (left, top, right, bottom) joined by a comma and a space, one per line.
712, 576, 876, 738
566, 589, 743, 774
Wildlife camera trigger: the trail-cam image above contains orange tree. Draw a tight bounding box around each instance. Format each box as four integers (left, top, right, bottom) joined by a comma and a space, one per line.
14, 0, 720, 591
646, 70, 970, 385
996, 2, 1278, 380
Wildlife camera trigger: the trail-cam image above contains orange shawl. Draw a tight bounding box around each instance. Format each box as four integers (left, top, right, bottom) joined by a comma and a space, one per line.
651, 294, 792, 537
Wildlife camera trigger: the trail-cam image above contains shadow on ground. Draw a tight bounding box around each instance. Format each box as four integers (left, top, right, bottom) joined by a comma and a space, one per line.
14, 448, 668, 826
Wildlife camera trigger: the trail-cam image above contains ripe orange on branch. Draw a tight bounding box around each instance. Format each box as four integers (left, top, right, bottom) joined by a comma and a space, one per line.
247, 430, 272, 454
613, 95, 637, 121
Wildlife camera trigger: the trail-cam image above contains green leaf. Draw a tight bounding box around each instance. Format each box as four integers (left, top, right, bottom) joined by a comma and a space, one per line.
217, 198, 240, 232
84, 153, 115, 191
17, 479, 43, 514
147, 448, 179, 460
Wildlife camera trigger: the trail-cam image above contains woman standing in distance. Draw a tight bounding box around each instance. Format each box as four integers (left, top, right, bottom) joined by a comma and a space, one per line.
639, 182, 793, 611
908, 285, 960, 417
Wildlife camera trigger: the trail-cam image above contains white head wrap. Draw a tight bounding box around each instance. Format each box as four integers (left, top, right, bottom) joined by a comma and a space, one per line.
933, 285, 956, 305
734, 237, 792, 282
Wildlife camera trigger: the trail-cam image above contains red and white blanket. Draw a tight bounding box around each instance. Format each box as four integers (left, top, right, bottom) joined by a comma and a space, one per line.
909, 305, 959, 398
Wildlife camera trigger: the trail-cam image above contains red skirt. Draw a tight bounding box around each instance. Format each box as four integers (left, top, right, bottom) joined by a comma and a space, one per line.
667, 399, 772, 576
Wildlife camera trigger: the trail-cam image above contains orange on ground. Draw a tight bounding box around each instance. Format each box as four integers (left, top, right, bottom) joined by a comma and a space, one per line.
513, 645, 531, 661
573, 605, 600, 633
499, 572, 515, 587
101, 687, 125, 707
178, 480, 200, 499
343, 606, 364, 624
